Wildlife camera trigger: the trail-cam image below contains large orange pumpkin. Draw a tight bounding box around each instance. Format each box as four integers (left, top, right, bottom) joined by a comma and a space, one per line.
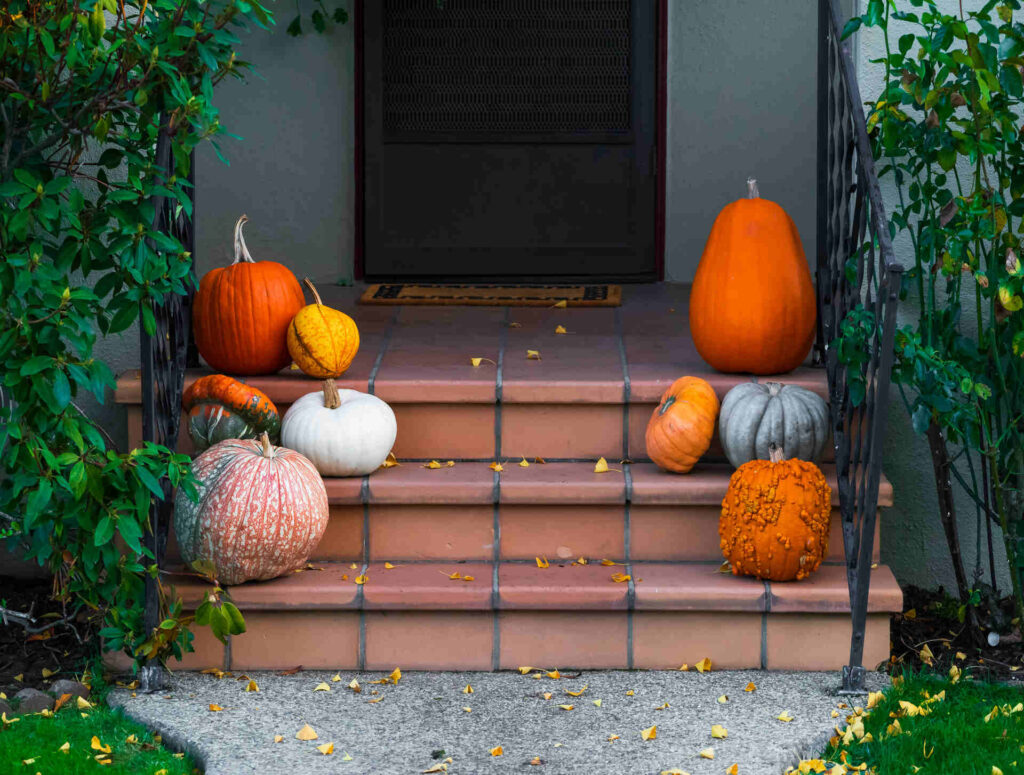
287, 279, 360, 379
645, 376, 719, 473
192, 215, 305, 375
172, 433, 329, 585
689, 178, 816, 375
718, 443, 831, 581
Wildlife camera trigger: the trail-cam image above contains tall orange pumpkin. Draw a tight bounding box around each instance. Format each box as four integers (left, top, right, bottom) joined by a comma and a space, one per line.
645, 376, 719, 473
192, 215, 305, 375
689, 179, 816, 375
718, 443, 831, 581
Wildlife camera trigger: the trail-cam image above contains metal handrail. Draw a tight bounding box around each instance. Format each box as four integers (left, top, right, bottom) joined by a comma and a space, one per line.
817, 0, 904, 693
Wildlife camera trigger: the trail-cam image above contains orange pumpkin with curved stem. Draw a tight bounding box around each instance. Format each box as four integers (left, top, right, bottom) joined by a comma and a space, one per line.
192, 215, 304, 375
645, 376, 720, 473
718, 443, 831, 581
689, 178, 816, 375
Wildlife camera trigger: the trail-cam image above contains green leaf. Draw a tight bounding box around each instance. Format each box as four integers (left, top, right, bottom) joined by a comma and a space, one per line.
52, 369, 71, 409
94, 515, 115, 547
134, 465, 165, 500
20, 356, 53, 376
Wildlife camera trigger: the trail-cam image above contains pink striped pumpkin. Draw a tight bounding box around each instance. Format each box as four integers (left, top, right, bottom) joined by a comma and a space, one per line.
173, 435, 329, 585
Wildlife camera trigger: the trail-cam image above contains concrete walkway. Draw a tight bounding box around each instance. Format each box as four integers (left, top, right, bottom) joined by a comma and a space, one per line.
110, 669, 887, 774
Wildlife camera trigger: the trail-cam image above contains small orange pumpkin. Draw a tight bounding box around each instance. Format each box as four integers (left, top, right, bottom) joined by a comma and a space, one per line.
645, 376, 719, 473
718, 443, 831, 581
287, 279, 360, 379
182, 374, 281, 452
689, 178, 817, 375
192, 215, 304, 375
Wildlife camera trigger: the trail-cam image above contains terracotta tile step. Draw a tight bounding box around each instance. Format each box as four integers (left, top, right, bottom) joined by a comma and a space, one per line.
163, 563, 899, 673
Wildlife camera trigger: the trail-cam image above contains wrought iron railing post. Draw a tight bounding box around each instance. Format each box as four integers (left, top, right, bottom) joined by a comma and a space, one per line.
818, 0, 904, 693
139, 126, 195, 692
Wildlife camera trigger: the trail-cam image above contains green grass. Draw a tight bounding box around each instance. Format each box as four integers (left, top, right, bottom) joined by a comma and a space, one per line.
0, 698, 198, 775
815, 672, 1024, 774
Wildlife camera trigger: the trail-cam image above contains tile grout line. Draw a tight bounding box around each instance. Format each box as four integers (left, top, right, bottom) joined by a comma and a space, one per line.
492, 307, 509, 670
361, 305, 399, 670
761, 581, 772, 670
616, 306, 634, 669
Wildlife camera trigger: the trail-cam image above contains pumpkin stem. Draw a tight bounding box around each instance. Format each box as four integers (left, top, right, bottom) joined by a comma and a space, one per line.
232, 214, 256, 265
658, 395, 676, 416
322, 379, 342, 409
766, 382, 783, 397
746, 177, 759, 199
258, 431, 275, 458
303, 277, 325, 306
768, 442, 785, 463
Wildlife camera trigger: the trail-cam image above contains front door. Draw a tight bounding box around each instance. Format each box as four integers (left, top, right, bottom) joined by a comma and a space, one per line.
361, 0, 657, 282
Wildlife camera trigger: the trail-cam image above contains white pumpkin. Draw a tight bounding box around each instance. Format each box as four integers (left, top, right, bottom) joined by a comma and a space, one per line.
281, 380, 397, 477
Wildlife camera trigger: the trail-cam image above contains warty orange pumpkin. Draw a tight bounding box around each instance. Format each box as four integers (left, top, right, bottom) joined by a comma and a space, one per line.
718, 443, 831, 581
287, 279, 360, 379
689, 178, 817, 375
182, 374, 281, 452
645, 376, 719, 473
192, 215, 305, 375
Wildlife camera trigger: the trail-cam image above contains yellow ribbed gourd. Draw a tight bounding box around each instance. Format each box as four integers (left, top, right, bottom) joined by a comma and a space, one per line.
287, 278, 360, 379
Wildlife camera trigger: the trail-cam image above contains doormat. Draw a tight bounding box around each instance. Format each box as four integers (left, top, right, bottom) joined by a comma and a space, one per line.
360, 284, 621, 307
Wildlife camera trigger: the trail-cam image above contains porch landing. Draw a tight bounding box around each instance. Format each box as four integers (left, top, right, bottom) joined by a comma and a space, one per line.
115, 283, 900, 674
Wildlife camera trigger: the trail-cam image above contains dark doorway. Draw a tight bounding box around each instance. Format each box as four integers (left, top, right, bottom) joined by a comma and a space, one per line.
360, 0, 657, 282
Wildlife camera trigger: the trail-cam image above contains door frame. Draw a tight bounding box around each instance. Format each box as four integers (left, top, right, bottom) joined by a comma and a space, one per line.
353, 0, 668, 282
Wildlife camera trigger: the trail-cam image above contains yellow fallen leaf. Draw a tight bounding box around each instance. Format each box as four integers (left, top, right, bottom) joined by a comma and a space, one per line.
950, 665, 962, 684
470, 357, 496, 367
518, 666, 535, 674
355, 574, 368, 585
607, 734, 620, 742
601, 559, 624, 566
388, 667, 402, 684
555, 325, 568, 334
77, 696, 92, 709
59, 742, 70, 753
445, 570, 463, 580
745, 682, 756, 692
313, 682, 331, 692
654, 702, 669, 710
526, 349, 541, 360
317, 742, 334, 755
445, 460, 455, 467
611, 572, 631, 583
534, 456, 546, 463
777, 711, 794, 722
718, 695, 729, 704
993, 768, 1004, 775
695, 657, 712, 673
984, 704, 1000, 723
91, 736, 112, 753
13, 674, 22, 682
490, 462, 505, 472
727, 765, 739, 775
546, 670, 561, 679
919, 643, 934, 666
274, 735, 283, 743
490, 746, 504, 756
463, 684, 473, 694
530, 757, 544, 766
23, 759, 35, 766
331, 674, 342, 682
542, 692, 553, 700
341, 574, 349, 581
380, 452, 400, 468
348, 679, 362, 693
699, 748, 715, 760
463, 575, 475, 581
626, 690, 635, 696
42, 668, 56, 678
245, 679, 259, 692
565, 685, 588, 697
519, 457, 530, 467
552, 300, 567, 308
866, 691, 883, 709
904, 608, 916, 620
711, 724, 728, 739
717, 561, 732, 573
558, 704, 574, 711
423, 460, 442, 469
641, 725, 657, 741
125, 734, 138, 744
660, 770, 690, 775
593, 699, 602, 707
955, 651, 967, 660
208, 704, 223, 712
423, 764, 448, 773
679, 664, 689, 671
296, 724, 318, 741
384, 562, 397, 569
536, 556, 550, 568
575, 556, 588, 565
594, 457, 610, 473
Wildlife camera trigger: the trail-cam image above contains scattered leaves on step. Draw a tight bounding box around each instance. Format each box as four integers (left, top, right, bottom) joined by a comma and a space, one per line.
518, 666, 535, 675
463, 684, 473, 694
611, 572, 631, 583
776, 711, 794, 722
626, 690, 635, 696
445, 460, 455, 467
534, 456, 546, 464
536, 556, 550, 569
462, 575, 475, 581
348, 679, 361, 693
384, 562, 398, 569
601, 559, 624, 566
317, 742, 334, 755
593, 699, 602, 707
607, 734, 620, 742
490, 462, 505, 472
76, 696, 92, 710
572, 556, 588, 565
331, 674, 341, 682
555, 325, 569, 334
295, 724, 318, 741
424, 460, 442, 469
695, 657, 712, 673
565, 685, 587, 697
711, 724, 728, 739
519, 457, 530, 467
699, 747, 715, 760
208, 704, 223, 712
552, 300, 568, 308
274, 735, 283, 743
717, 695, 729, 704
313, 682, 331, 692
727, 765, 739, 775
546, 670, 561, 679
526, 350, 542, 360
245, 679, 259, 692
489, 746, 504, 757
744, 682, 756, 692
355, 574, 368, 585
445, 570, 464, 580
558, 704, 574, 711
380, 452, 400, 469
654, 702, 669, 711
594, 457, 612, 473
388, 668, 402, 684
91, 736, 111, 754
470, 357, 496, 367
641, 725, 657, 741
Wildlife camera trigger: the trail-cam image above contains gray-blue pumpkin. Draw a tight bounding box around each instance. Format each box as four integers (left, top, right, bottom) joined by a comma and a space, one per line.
718, 380, 829, 468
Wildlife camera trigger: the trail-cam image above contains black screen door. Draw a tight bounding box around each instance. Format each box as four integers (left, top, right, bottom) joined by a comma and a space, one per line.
362, 0, 657, 281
